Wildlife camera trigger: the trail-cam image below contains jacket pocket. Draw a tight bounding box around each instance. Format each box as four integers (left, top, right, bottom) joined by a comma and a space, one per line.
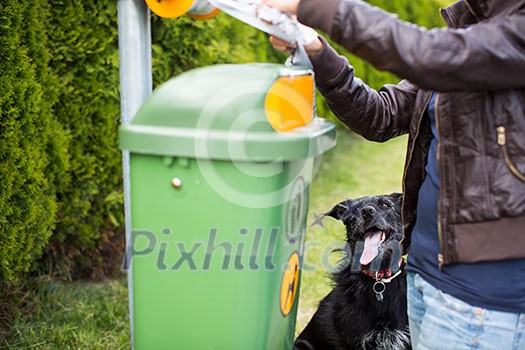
496, 125, 525, 182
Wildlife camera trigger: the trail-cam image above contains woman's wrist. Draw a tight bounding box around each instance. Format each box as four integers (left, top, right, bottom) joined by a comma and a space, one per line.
305, 37, 324, 57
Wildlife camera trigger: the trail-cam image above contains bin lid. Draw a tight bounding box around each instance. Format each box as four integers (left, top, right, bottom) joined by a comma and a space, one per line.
119, 63, 336, 161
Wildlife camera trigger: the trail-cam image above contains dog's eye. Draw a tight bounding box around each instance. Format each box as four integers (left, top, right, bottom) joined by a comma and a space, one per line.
381, 202, 390, 209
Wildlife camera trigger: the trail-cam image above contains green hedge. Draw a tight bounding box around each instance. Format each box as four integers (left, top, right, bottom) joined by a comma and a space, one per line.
0, 0, 68, 283
1, 0, 445, 287
41, 0, 124, 279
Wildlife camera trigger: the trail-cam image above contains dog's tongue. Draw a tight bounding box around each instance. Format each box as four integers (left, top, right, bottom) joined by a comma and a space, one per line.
360, 231, 382, 265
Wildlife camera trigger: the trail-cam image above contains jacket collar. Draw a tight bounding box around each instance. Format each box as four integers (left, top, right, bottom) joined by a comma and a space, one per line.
440, 0, 524, 28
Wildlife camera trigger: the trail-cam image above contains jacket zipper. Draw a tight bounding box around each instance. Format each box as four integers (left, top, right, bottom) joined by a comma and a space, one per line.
497, 126, 525, 182
400, 93, 432, 251
434, 93, 445, 270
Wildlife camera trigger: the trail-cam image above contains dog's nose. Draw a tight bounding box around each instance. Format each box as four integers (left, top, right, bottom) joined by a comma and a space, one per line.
360, 206, 376, 218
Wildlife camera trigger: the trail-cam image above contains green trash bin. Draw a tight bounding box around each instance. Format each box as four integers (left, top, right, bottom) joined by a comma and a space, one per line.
119, 63, 336, 349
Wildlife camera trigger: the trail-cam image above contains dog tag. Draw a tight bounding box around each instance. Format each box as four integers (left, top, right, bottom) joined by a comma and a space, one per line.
373, 281, 386, 303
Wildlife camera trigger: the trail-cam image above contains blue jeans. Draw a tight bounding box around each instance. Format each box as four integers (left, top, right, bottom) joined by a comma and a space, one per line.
407, 272, 525, 350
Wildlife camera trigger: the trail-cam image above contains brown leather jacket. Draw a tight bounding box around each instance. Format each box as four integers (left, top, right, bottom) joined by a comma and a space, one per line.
298, 0, 525, 266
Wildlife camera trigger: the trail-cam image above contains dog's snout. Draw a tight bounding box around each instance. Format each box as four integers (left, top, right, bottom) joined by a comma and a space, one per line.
360, 205, 376, 218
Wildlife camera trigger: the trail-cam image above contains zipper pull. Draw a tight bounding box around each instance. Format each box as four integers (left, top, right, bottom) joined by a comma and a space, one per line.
438, 254, 444, 271
497, 126, 506, 146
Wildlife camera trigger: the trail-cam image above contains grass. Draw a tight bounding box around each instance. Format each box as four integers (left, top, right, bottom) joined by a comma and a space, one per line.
1, 278, 130, 349
1, 130, 407, 348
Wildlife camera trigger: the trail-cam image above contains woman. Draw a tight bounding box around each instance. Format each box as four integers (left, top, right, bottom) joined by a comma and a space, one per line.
262, 0, 525, 348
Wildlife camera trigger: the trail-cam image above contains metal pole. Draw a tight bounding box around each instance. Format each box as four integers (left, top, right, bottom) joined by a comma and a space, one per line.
117, 0, 152, 347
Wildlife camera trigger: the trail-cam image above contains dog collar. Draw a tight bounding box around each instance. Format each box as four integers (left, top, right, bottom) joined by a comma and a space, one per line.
360, 259, 404, 302
360, 258, 404, 281
375, 269, 403, 283
361, 269, 399, 280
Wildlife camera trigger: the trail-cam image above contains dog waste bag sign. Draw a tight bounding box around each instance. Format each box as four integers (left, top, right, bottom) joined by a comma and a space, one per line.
280, 252, 300, 316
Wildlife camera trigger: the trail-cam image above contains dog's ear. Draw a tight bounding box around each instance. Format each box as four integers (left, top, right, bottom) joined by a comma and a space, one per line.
324, 199, 354, 221
389, 192, 403, 207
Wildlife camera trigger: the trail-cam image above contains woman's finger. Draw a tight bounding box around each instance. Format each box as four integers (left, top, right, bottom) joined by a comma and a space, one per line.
269, 35, 297, 49
271, 42, 290, 52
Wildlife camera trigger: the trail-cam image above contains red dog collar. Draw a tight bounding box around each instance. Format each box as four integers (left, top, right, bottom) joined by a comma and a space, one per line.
360, 258, 404, 281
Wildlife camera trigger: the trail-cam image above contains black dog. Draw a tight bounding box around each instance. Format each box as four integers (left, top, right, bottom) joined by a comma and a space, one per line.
295, 193, 410, 350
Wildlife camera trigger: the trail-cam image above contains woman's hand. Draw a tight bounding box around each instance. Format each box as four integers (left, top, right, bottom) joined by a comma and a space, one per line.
261, 0, 323, 57
260, 0, 300, 15
269, 35, 324, 57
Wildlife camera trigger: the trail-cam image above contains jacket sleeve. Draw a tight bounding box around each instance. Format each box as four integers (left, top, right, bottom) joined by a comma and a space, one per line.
310, 37, 417, 142
298, 0, 525, 91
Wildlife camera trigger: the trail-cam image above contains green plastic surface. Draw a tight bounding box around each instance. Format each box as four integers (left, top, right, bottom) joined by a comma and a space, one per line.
129, 156, 314, 349
119, 64, 335, 161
